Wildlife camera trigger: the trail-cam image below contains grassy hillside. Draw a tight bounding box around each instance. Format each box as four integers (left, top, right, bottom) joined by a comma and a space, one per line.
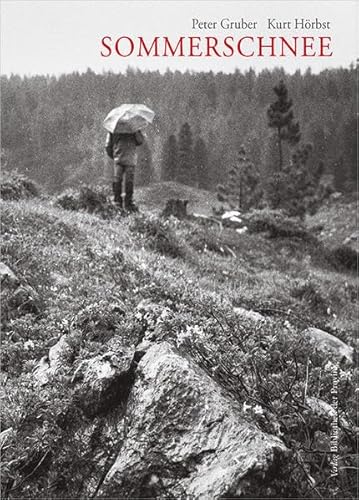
1, 182, 357, 498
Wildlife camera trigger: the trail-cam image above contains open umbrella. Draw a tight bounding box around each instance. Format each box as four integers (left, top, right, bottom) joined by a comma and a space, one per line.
103, 104, 155, 134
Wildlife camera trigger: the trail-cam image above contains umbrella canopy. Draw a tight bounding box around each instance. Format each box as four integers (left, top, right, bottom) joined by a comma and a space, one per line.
103, 104, 155, 134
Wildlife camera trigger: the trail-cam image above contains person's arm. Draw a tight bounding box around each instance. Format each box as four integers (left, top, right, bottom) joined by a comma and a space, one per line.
134, 130, 144, 146
105, 132, 114, 159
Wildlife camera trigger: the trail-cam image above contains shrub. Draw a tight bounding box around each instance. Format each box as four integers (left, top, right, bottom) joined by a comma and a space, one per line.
55, 188, 80, 211
166, 307, 357, 500
55, 186, 116, 218
0, 171, 39, 200
290, 279, 327, 312
326, 245, 358, 272
130, 214, 184, 258
247, 208, 313, 240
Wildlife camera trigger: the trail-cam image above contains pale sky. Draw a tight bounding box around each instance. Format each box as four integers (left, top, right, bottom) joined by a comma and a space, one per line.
1, 0, 357, 75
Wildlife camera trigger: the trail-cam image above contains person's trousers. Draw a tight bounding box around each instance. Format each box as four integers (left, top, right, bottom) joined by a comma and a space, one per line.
113, 163, 135, 207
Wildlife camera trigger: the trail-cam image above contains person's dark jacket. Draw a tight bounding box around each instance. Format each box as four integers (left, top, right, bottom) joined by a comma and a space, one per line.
105, 131, 144, 166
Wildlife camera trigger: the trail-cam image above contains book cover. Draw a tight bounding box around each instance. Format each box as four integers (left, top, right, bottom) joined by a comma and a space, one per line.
0, 1, 357, 498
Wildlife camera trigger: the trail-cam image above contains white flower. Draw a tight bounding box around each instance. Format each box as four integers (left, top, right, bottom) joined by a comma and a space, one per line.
324, 361, 335, 372
339, 369, 352, 381
191, 324, 204, 337
176, 328, 192, 347
24, 340, 35, 350
148, 474, 159, 486
242, 401, 252, 413
253, 404, 264, 416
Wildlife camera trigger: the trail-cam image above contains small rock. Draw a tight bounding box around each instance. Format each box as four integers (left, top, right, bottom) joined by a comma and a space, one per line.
233, 307, 265, 323
343, 231, 359, 245
303, 327, 354, 364
50, 272, 69, 286
330, 192, 342, 200
0, 263, 19, 288
222, 210, 241, 220
33, 356, 50, 386
306, 396, 336, 420
230, 215, 242, 223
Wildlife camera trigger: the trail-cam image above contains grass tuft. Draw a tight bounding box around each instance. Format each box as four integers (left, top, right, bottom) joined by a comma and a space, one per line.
0, 170, 39, 200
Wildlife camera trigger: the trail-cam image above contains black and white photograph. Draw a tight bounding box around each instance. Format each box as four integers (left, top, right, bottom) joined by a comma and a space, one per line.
0, 0, 358, 498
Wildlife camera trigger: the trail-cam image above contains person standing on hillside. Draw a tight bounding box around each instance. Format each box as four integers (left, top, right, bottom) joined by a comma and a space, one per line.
105, 130, 144, 211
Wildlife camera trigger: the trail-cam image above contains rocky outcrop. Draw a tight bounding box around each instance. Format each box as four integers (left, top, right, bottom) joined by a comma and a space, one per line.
72, 346, 135, 416
303, 327, 354, 364
99, 342, 288, 499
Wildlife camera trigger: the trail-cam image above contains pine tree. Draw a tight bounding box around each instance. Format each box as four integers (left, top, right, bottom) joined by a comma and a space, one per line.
281, 144, 327, 217
267, 80, 300, 171
161, 134, 178, 181
193, 137, 208, 189
217, 145, 260, 211
177, 122, 194, 185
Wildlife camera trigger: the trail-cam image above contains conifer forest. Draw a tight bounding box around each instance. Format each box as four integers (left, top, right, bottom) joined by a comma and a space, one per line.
1, 65, 356, 202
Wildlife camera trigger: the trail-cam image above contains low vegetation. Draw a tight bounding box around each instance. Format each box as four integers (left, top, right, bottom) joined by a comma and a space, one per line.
0, 181, 357, 498
0, 170, 39, 201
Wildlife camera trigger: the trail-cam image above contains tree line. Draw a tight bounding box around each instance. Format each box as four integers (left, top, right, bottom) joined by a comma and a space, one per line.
1, 65, 356, 200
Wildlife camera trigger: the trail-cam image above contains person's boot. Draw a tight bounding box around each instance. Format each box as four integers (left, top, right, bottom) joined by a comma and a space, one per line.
124, 173, 138, 212
112, 182, 122, 208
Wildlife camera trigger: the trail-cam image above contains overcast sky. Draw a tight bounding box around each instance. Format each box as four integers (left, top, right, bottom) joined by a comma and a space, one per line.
1, 0, 357, 76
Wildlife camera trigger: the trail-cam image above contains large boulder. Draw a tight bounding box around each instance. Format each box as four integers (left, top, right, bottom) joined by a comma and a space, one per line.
303, 327, 354, 364
99, 342, 288, 499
